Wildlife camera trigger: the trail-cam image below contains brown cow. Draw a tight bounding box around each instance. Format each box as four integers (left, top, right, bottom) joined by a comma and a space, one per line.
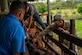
23, 19, 44, 49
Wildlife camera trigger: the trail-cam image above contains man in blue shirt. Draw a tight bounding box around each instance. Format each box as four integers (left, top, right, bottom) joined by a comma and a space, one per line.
0, 1, 26, 55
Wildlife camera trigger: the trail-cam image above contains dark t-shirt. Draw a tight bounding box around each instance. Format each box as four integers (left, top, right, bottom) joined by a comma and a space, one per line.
24, 4, 37, 21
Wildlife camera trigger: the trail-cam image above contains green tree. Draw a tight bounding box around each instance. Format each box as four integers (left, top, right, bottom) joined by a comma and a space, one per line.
36, 3, 47, 14
77, 3, 82, 15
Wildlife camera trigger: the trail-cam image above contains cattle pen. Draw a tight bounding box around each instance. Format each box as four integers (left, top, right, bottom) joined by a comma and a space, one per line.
0, 0, 82, 55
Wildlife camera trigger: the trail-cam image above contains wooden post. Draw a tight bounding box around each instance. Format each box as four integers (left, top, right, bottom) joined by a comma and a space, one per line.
0, 0, 9, 12
47, 15, 52, 24
69, 19, 76, 52
60, 21, 70, 55
46, 15, 53, 48
70, 19, 75, 35
47, 0, 51, 25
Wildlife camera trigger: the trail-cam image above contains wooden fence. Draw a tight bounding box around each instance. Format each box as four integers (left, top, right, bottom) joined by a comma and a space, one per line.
38, 15, 82, 55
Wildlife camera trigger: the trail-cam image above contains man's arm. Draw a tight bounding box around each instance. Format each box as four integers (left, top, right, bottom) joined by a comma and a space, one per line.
38, 20, 64, 37
27, 15, 33, 31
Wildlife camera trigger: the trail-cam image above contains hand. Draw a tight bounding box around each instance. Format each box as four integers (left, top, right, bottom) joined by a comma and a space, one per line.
32, 38, 37, 43
58, 27, 69, 33
58, 27, 65, 31
47, 24, 55, 29
27, 28, 30, 32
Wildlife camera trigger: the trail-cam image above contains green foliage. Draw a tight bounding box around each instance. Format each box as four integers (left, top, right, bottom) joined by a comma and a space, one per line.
50, 1, 78, 10
56, 9, 61, 14
77, 3, 82, 14
50, 11, 54, 15
75, 20, 82, 38
72, 11, 76, 14
51, 2, 62, 10
36, 3, 47, 14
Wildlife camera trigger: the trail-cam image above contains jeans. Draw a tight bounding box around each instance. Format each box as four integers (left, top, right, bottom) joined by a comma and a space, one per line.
33, 12, 46, 29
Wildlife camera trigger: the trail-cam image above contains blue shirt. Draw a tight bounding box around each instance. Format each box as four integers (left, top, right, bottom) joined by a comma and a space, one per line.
0, 13, 26, 55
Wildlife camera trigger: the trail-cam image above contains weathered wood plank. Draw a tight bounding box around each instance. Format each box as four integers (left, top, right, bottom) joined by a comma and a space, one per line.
42, 38, 60, 55
47, 36, 77, 55
53, 29, 82, 48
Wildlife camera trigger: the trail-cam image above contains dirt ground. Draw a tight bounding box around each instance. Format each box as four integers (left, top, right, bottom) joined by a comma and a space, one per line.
78, 47, 82, 55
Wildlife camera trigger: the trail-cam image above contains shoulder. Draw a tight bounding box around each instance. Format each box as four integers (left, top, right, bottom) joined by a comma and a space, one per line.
3, 14, 23, 32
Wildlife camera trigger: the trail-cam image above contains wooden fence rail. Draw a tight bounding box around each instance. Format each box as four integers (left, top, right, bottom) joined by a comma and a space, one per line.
36, 15, 82, 55
52, 29, 82, 48
41, 28, 82, 55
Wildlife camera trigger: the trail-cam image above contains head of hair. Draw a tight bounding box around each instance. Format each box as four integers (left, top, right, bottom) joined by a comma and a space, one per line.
23, 2, 29, 9
54, 14, 62, 21
10, 1, 25, 13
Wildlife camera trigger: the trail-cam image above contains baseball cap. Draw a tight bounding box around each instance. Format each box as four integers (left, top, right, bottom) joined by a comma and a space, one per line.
52, 14, 62, 22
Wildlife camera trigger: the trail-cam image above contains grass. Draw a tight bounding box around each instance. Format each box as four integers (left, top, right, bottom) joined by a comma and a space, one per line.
75, 20, 82, 55
50, 9, 82, 20
75, 20, 82, 38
